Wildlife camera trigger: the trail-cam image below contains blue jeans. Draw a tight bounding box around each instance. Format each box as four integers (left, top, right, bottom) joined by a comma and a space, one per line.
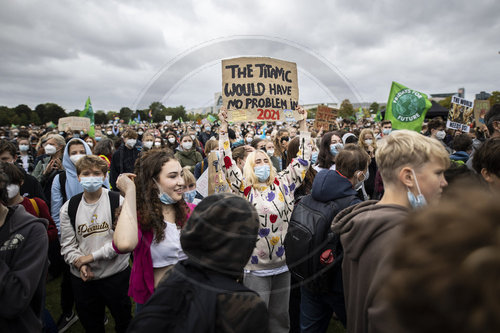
300, 286, 346, 332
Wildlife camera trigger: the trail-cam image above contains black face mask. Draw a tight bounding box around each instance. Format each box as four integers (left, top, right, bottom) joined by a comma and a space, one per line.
280, 136, 289, 143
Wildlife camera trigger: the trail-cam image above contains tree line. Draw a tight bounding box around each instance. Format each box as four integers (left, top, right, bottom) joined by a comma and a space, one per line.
0, 101, 201, 126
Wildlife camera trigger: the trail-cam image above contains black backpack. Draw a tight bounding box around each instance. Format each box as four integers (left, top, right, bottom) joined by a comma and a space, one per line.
67, 190, 121, 230
284, 194, 356, 293
127, 260, 255, 333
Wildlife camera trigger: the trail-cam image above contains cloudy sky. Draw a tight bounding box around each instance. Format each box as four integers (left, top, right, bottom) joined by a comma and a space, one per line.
1, 0, 499, 112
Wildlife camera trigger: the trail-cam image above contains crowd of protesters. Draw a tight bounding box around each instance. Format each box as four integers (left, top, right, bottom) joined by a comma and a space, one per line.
0, 103, 499, 333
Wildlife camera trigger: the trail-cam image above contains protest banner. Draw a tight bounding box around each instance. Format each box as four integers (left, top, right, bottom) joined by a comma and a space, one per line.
207, 152, 230, 195
313, 105, 338, 131
446, 96, 474, 132
473, 99, 490, 126
58, 117, 91, 132
196, 169, 209, 198
222, 57, 299, 122
385, 81, 431, 132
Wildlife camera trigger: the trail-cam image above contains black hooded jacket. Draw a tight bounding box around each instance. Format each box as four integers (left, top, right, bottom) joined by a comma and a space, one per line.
0, 205, 48, 332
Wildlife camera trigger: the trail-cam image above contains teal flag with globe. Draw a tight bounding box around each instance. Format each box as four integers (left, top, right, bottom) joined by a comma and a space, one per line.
385, 81, 431, 132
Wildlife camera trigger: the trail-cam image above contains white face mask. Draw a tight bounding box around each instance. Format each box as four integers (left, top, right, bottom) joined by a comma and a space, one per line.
267, 149, 275, 156
106, 131, 113, 136
126, 139, 137, 148
138, 131, 144, 135
364, 139, 373, 145
70, 154, 86, 165
7, 184, 20, 199
246, 137, 253, 143
44, 144, 57, 155
143, 141, 154, 149
436, 130, 446, 140
154, 142, 162, 147
19, 144, 30, 152
182, 142, 193, 150
168, 137, 176, 144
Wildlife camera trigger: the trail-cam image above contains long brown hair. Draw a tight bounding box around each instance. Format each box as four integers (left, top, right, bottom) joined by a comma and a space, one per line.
134, 149, 189, 243
286, 137, 317, 194
273, 129, 289, 157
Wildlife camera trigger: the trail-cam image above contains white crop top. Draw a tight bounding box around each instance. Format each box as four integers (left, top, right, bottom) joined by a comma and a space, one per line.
150, 221, 187, 268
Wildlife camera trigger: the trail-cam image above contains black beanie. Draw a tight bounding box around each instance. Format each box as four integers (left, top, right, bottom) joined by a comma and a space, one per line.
181, 193, 259, 276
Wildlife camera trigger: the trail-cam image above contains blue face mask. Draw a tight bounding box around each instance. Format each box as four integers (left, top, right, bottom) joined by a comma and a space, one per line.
407, 169, 427, 208
154, 179, 178, 205
330, 143, 343, 156
254, 165, 270, 182
311, 151, 319, 164
382, 128, 392, 135
80, 177, 104, 193
184, 189, 197, 203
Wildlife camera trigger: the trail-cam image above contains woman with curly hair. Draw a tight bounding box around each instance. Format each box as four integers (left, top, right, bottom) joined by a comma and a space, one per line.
112, 149, 195, 311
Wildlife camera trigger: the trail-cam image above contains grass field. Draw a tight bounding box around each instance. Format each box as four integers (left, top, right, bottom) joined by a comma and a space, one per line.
45, 275, 345, 333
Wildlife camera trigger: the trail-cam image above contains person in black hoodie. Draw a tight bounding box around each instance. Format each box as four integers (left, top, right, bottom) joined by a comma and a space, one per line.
0, 162, 49, 332
109, 129, 140, 190
300, 144, 369, 332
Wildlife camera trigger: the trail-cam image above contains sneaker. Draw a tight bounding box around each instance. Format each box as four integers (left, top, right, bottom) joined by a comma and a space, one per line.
57, 311, 78, 333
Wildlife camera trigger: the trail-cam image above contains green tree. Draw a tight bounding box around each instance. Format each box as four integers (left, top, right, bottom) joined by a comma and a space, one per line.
95, 110, 107, 124
339, 99, 354, 119
439, 96, 452, 109
489, 91, 500, 105
165, 105, 187, 122
35, 103, 67, 123
68, 110, 80, 117
307, 107, 317, 119
369, 102, 379, 114
119, 107, 134, 123
0, 106, 14, 126
13, 105, 33, 125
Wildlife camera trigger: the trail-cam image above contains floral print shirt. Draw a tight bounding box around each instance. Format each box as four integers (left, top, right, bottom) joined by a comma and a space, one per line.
219, 131, 312, 271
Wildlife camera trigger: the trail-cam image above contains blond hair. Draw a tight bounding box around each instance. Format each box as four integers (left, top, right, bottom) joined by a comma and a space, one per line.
375, 130, 450, 185
243, 150, 277, 187
76, 155, 108, 175
359, 128, 377, 150
182, 166, 196, 185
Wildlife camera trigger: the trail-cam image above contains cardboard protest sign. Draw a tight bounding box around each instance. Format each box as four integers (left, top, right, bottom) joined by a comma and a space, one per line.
473, 99, 490, 126
222, 57, 299, 122
314, 105, 338, 131
58, 117, 91, 132
207, 152, 230, 195
446, 96, 474, 132
196, 168, 209, 198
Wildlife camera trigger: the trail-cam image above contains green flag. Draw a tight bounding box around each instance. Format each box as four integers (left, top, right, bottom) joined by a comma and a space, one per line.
374, 110, 383, 122
207, 114, 216, 123
385, 81, 431, 132
80, 97, 95, 137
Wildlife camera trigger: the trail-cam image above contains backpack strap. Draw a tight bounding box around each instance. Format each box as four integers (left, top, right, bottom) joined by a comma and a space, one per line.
68, 192, 84, 230
107, 190, 121, 227
58, 171, 67, 202
29, 198, 40, 217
